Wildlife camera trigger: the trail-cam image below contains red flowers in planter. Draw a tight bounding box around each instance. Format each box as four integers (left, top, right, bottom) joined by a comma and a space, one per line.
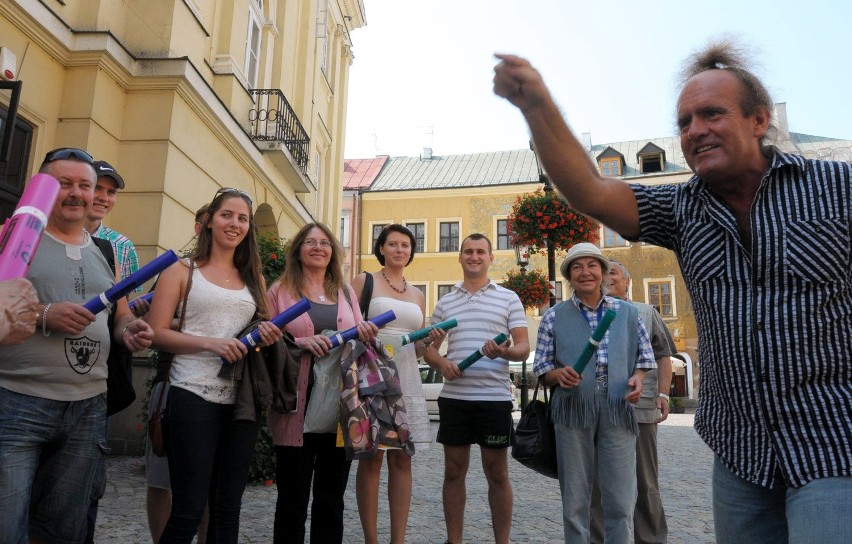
501, 269, 551, 310
507, 189, 599, 254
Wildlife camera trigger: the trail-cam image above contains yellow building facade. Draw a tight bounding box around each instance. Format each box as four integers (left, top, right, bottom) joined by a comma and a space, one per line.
1, 0, 365, 264
350, 127, 852, 399
353, 150, 697, 371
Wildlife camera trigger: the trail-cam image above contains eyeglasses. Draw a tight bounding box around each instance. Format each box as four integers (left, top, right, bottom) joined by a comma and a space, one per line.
214, 187, 253, 206
42, 148, 94, 165
303, 239, 332, 248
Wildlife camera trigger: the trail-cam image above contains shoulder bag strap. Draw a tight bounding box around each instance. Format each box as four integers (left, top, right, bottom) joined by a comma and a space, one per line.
175, 259, 194, 333
358, 272, 373, 320
154, 259, 193, 406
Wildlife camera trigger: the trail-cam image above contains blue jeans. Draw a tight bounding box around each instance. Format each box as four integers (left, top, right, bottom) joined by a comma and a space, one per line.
554, 386, 637, 544
160, 386, 258, 544
713, 455, 852, 543
85, 416, 110, 543
0, 387, 106, 544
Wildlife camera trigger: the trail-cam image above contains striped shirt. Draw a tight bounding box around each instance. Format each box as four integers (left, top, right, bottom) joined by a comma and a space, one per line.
92, 224, 141, 293
532, 295, 656, 379
431, 280, 527, 401
631, 148, 851, 488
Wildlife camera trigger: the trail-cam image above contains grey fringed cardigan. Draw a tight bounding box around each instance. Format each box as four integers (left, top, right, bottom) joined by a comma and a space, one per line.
550, 298, 640, 436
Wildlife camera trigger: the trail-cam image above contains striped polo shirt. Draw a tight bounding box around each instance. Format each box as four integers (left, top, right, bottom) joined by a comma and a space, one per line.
431, 280, 527, 401
631, 148, 851, 488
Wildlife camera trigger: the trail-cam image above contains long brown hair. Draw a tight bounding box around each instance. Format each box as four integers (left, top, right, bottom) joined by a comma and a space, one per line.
193, 192, 269, 317
273, 222, 344, 302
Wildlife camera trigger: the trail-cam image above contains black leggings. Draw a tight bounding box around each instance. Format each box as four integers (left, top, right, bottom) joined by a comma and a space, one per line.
273, 433, 352, 543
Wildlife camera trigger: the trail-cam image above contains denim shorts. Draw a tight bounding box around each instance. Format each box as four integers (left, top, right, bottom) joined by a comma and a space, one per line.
0, 387, 106, 543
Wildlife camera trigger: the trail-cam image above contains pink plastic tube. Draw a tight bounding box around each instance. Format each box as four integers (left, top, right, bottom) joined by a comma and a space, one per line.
0, 174, 60, 281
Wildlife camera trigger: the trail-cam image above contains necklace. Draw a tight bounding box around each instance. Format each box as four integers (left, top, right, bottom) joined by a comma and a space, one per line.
208, 262, 233, 283
306, 281, 327, 302
381, 269, 407, 294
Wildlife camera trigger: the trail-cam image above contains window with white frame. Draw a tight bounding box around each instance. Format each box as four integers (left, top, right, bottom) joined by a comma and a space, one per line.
370, 223, 389, 252
340, 212, 351, 248
317, 0, 329, 78
405, 222, 425, 253
437, 284, 455, 302
496, 218, 511, 250
601, 226, 629, 248
321, 30, 329, 77
645, 278, 675, 317
439, 221, 460, 252
537, 280, 563, 315
314, 151, 321, 184
245, 1, 263, 88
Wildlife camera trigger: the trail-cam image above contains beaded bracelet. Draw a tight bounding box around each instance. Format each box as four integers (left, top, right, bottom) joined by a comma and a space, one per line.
41, 303, 52, 337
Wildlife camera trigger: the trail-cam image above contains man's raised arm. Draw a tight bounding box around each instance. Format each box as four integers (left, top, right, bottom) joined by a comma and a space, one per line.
493, 54, 640, 239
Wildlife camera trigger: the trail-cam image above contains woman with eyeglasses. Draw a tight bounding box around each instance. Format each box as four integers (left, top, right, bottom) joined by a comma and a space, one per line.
350, 224, 430, 544
148, 187, 283, 543
266, 222, 378, 544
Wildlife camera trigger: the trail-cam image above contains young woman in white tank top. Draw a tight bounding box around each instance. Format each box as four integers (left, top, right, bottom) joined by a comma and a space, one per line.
148, 188, 282, 544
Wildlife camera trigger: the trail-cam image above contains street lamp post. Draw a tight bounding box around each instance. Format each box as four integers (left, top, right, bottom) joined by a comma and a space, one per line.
531, 140, 558, 309
512, 242, 531, 409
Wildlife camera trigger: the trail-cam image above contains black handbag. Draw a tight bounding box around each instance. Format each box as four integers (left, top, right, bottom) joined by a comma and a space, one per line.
105, 342, 135, 416
511, 378, 558, 479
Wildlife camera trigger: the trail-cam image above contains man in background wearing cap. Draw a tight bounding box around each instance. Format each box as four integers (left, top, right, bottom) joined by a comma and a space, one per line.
590, 260, 676, 544
86, 160, 140, 288
84, 159, 142, 543
533, 242, 655, 543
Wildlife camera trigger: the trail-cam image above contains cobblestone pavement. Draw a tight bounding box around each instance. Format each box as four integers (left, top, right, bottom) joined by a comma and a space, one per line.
97, 413, 714, 543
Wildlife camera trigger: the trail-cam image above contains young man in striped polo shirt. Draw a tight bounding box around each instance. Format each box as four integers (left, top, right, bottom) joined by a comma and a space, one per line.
424, 233, 530, 544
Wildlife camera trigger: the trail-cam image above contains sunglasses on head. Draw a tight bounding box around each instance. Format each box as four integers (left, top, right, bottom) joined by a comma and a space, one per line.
214, 187, 253, 206
42, 148, 95, 165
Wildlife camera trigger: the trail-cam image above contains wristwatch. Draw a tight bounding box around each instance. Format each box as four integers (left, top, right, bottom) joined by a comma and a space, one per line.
657, 393, 670, 400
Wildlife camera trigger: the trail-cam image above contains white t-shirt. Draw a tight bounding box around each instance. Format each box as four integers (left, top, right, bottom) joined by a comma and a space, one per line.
431, 280, 527, 402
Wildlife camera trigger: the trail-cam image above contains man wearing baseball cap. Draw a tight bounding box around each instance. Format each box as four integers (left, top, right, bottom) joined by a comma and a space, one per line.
86, 161, 140, 288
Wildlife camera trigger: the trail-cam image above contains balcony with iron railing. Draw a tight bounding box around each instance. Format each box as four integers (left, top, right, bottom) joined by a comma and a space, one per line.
248, 89, 312, 192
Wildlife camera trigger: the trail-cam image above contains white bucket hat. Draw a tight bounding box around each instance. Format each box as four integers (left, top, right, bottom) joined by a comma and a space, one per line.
559, 242, 610, 279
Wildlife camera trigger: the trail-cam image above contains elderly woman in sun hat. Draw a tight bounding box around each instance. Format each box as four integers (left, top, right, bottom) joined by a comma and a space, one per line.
532, 242, 656, 543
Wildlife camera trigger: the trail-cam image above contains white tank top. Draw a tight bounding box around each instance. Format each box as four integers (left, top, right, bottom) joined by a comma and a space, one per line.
169, 268, 257, 404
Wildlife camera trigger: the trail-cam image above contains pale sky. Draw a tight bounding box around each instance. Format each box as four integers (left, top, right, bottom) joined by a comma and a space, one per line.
344, 0, 852, 159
